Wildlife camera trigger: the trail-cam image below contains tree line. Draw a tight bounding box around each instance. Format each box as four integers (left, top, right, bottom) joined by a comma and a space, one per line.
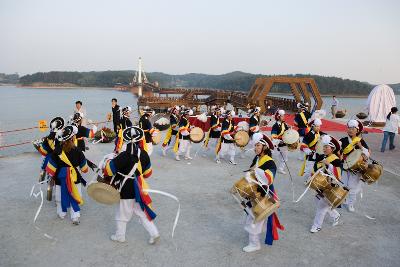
18, 70, 381, 95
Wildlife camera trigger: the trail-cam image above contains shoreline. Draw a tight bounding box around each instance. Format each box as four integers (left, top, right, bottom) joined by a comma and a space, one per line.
4, 84, 118, 90
2, 84, 398, 97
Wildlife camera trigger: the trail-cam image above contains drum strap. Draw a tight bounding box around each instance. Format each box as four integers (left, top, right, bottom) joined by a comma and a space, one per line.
257, 155, 273, 168
316, 154, 338, 169
299, 133, 319, 177
173, 120, 190, 153
114, 128, 124, 153
317, 154, 341, 180
204, 131, 210, 148
119, 163, 138, 191
162, 115, 179, 147
215, 137, 222, 154
162, 127, 173, 146
343, 136, 362, 155
298, 156, 307, 176
48, 139, 55, 150
117, 154, 181, 236
204, 117, 220, 148
119, 150, 140, 191
299, 112, 308, 126
59, 151, 83, 205
277, 122, 285, 137
309, 132, 320, 148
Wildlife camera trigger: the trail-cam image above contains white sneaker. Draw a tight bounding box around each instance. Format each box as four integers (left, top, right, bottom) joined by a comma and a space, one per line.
278, 169, 286, 174
185, 156, 193, 160
310, 226, 321, 233
348, 204, 355, 212
72, 218, 80, 225
148, 234, 160, 245
242, 244, 261, 253
229, 160, 237, 165
110, 234, 126, 243
57, 214, 65, 220
175, 155, 180, 161
216, 158, 221, 164
332, 215, 340, 226
162, 148, 167, 156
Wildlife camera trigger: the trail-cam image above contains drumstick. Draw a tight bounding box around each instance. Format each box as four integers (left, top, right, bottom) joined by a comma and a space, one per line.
276, 147, 295, 202
87, 160, 98, 171
231, 191, 254, 218
193, 145, 204, 159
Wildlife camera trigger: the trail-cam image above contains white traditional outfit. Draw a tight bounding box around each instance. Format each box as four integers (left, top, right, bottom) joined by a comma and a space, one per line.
340, 120, 370, 212
216, 110, 237, 164
299, 119, 324, 182
45, 125, 89, 224
174, 109, 193, 161
102, 126, 159, 244
162, 106, 180, 156
203, 108, 222, 157
310, 135, 342, 233
139, 108, 156, 156
243, 135, 284, 252
271, 110, 289, 174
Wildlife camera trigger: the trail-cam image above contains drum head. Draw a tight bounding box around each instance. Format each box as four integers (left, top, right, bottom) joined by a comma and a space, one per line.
234, 130, 249, 147
190, 127, 205, 143
237, 121, 249, 131
315, 140, 324, 155
87, 182, 120, 205
362, 163, 383, 184
343, 149, 362, 170
306, 171, 331, 191
253, 197, 280, 222
233, 177, 258, 199
323, 186, 349, 208
282, 129, 299, 145
152, 132, 162, 145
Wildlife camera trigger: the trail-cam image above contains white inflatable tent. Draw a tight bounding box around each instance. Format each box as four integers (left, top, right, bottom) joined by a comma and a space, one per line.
367, 84, 396, 124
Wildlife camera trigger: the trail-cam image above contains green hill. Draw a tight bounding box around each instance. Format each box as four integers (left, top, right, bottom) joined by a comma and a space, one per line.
19, 70, 381, 95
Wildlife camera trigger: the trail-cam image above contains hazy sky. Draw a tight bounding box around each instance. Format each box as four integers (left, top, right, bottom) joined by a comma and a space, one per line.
0, 0, 399, 84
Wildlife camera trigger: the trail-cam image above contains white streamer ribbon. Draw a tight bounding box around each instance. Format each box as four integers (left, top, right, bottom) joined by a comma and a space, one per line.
92, 130, 105, 144
30, 180, 57, 241
293, 168, 325, 203
344, 170, 376, 220
115, 171, 181, 239
143, 189, 181, 238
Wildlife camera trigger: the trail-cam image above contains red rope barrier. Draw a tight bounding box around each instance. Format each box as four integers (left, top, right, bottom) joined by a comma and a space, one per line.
0, 120, 110, 135
0, 127, 39, 134
0, 120, 111, 150
0, 141, 32, 149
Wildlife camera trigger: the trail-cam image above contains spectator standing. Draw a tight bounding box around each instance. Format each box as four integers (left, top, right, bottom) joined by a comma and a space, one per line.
381, 107, 399, 152
111, 98, 120, 134
331, 96, 338, 119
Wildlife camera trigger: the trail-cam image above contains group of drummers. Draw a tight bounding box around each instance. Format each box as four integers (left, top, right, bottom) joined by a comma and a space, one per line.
33, 101, 382, 253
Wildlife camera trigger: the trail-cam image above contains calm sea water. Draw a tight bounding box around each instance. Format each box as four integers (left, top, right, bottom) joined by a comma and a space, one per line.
0, 86, 137, 156
1, 85, 399, 156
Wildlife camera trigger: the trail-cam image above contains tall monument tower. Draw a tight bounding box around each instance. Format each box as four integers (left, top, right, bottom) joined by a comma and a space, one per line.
133, 57, 148, 97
